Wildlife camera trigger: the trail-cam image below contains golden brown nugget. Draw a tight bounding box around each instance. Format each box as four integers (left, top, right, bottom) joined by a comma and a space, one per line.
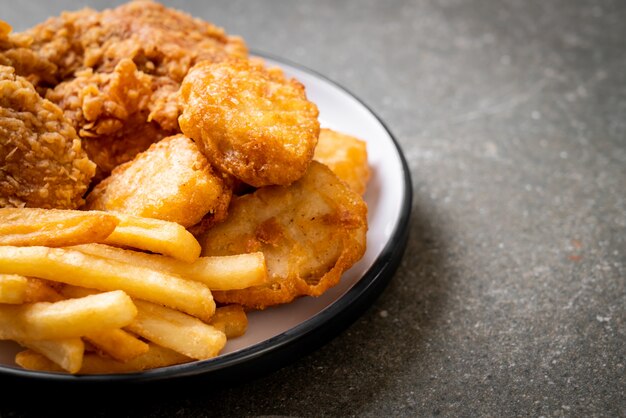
199, 162, 367, 309
86, 135, 230, 228
180, 58, 320, 187
314, 128, 370, 195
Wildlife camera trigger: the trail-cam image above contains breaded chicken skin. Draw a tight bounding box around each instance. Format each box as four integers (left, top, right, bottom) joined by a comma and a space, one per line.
0, 66, 95, 209
179, 58, 320, 187
199, 161, 367, 309
85, 134, 230, 228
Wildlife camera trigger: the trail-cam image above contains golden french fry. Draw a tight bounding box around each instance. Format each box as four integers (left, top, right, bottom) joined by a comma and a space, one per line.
0, 208, 119, 247
0, 246, 215, 321
104, 213, 201, 262
15, 350, 65, 373
16, 343, 191, 374
20, 338, 84, 374
209, 305, 248, 338
0, 290, 137, 340
0, 275, 62, 304
84, 329, 149, 362
126, 300, 226, 360
72, 244, 267, 290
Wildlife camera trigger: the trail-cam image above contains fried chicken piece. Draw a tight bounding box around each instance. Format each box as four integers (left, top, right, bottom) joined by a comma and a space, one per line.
0, 21, 58, 89
85, 134, 230, 228
179, 58, 320, 187
46, 58, 165, 179
18, 1, 248, 174
198, 161, 367, 310
314, 128, 370, 195
0, 66, 95, 209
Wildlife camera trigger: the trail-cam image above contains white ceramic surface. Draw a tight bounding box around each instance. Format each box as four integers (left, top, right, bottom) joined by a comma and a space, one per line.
0, 56, 408, 373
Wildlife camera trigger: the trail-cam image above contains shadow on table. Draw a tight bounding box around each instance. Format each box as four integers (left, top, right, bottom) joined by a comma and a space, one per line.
0, 197, 447, 416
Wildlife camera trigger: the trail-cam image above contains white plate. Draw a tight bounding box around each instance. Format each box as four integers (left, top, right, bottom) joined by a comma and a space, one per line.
0, 54, 412, 381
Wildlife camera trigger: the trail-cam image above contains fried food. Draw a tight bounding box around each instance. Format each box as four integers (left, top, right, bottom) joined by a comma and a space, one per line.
0, 66, 95, 209
198, 161, 367, 309
0, 245, 215, 321
85, 134, 231, 228
179, 58, 320, 187
13, 1, 248, 176
0, 275, 61, 304
314, 128, 370, 195
20, 338, 84, 374
0, 208, 118, 247
209, 305, 248, 338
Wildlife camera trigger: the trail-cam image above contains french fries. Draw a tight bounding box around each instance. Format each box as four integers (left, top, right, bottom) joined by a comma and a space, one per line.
209, 305, 248, 338
72, 243, 267, 290
0, 290, 137, 340
0, 246, 215, 321
20, 338, 84, 374
103, 213, 201, 262
0, 275, 61, 304
84, 329, 150, 362
0, 208, 119, 247
16, 343, 191, 374
127, 300, 226, 360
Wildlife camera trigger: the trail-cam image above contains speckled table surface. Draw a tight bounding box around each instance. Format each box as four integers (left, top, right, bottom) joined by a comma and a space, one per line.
2, 0, 625, 416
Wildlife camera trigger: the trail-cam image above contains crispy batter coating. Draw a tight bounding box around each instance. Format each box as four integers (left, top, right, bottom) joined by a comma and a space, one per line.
0, 66, 95, 209
314, 128, 370, 195
179, 58, 320, 187
85, 134, 230, 228
17, 1, 248, 175
199, 161, 367, 310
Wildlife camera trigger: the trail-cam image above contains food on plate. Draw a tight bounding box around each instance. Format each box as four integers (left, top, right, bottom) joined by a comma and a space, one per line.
19, 338, 84, 374
0, 66, 95, 209
102, 213, 201, 262
85, 134, 231, 228
72, 243, 268, 291
16, 343, 190, 374
0, 245, 216, 321
199, 161, 367, 310
0, 275, 61, 304
0, 0, 371, 375
16, 0, 247, 177
179, 58, 320, 187
0, 290, 137, 340
0, 208, 118, 247
208, 304, 248, 338
314, 128, 370, 195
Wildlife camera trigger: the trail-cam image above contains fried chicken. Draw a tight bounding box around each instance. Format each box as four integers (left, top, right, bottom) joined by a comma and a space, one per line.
179, 58, 320, 187
16, 0, 248, 176
0, 66, 95, 209
314, 128, 370, 195
85, 134, 230, 228
198, 161, 367, 310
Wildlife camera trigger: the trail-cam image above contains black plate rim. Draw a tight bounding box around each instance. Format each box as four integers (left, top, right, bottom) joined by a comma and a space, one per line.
0, 52, 413, 383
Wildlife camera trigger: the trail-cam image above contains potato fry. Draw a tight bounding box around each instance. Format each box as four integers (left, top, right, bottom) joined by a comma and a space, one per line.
56, 285, 151, 362
0, 208, 118, 247
0, 290, 137, 340
104, 213, 201, 262
16, 343, 191, 374
0, 246, 215, 321
209, 305, 248, 338
72, 244, 267, 290
126, 300, 226, 360
0, 275, 62, 304
20, 338, 84, 374
84, 329, 149, 362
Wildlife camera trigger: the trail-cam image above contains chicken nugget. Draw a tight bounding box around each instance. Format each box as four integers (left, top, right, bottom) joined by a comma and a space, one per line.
179, 58, 320, 187
85, 134, 230, 228
0, 66, 95, 209
314, 128, 370, 195
198, 161, 367, 310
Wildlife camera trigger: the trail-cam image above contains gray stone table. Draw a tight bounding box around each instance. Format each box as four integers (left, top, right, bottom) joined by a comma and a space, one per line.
1, 0, 624, 416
